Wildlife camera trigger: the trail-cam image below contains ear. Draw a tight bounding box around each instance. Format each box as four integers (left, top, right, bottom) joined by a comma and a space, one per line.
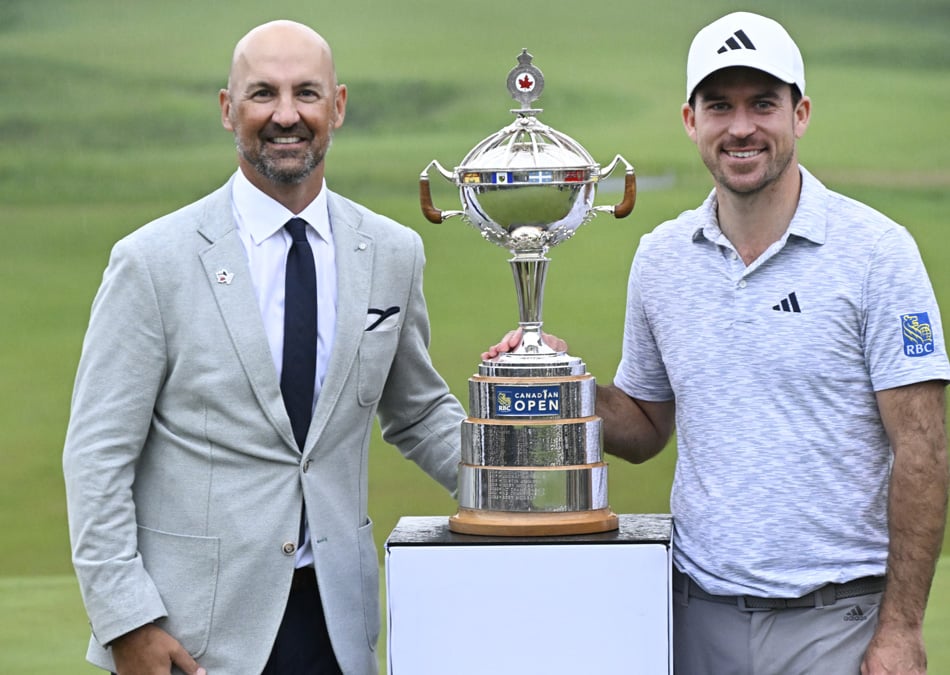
681, 102, 697, 143
794, 95, 811, 139
332, 83, 347, 129
219, 89, 234, 131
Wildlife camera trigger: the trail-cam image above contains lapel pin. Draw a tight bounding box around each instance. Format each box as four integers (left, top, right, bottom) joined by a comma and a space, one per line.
357, 242, 367, 251
215, 268, 234, 285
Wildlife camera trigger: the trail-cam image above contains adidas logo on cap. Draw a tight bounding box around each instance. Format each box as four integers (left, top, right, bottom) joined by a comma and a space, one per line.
686, 12, 806, 100
717, 29, 756, 54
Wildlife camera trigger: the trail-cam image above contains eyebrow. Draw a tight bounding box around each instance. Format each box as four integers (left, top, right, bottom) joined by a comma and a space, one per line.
242, 80, 328, 94
699, 87, 783, 103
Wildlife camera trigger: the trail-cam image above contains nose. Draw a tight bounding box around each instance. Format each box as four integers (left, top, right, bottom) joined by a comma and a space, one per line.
271, 93, 301, 128
728, 108, 756, 139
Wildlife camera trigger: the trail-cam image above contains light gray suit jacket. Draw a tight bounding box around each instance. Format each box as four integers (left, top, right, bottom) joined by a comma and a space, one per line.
63, 178, 464, 674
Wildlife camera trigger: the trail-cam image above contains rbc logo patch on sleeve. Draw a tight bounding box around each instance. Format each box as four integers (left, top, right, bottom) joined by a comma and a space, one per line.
901, 313, 935, 357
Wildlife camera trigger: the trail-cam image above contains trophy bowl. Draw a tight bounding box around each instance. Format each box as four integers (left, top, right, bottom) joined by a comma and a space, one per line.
419, 50, 636, 535
421, 107, 635, 256
456, 120, 597, 245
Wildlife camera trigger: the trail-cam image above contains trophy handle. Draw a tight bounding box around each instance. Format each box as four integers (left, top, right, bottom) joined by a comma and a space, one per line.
593, 154, 637, 219
420, 160, 465, 224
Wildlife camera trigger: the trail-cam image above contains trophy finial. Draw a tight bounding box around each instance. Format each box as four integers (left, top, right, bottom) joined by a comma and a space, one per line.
507, 48, 545, 113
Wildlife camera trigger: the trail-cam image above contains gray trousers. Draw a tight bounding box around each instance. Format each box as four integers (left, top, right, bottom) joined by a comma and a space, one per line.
673, 578, 882, 675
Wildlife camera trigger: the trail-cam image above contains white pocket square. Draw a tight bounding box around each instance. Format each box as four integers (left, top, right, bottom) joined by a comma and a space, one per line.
365, 306, 400, 331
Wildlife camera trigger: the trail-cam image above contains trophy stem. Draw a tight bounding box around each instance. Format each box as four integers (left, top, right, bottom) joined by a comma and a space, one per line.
510, 254, 554, 355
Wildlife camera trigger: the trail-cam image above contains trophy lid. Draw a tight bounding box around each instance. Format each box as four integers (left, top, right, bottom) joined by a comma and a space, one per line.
455, 50, 599, 182
458, 118, 597, 175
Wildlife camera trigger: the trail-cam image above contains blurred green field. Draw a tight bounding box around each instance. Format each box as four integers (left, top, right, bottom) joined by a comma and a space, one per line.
1, 0, 949, 671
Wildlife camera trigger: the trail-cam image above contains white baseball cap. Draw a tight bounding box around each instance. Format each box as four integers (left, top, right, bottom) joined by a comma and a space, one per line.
686, 12, 805, 101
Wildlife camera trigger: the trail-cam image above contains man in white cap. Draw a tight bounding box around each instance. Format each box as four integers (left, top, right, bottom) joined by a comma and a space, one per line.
485, 10, 950, 674
609, 11, 949, 674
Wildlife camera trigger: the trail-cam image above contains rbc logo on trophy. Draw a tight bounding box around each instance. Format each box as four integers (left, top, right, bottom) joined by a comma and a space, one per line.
494, 385, 561, 416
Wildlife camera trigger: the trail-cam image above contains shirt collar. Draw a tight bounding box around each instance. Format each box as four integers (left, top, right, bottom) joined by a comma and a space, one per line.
691, 165, 827, 246
232, 169, 332, 245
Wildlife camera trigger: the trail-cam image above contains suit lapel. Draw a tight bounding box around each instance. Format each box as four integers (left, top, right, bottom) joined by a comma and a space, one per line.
196, 182, 299, 452
307, 192, 375, 447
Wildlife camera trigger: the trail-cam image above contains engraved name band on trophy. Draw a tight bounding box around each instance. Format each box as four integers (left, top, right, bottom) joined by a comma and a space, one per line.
420, 50, 637, 536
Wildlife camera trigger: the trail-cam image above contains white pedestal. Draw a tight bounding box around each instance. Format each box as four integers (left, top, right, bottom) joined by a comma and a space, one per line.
385, 513, 672, 675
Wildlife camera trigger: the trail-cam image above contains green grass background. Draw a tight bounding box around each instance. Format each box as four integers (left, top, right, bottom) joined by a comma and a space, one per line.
1, 0, 948, 671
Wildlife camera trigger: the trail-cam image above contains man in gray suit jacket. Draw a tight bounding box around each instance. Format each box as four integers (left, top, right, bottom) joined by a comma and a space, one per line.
63, 20, 464, 674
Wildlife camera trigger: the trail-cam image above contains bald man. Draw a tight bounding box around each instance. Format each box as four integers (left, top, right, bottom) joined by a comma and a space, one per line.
64, 20, 464, 674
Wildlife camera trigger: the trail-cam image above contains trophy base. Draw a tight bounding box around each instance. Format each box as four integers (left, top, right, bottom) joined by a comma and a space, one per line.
448, 507, 619, 537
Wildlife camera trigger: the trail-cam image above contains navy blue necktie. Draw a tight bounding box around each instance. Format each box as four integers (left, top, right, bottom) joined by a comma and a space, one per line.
280, 217, 317, 450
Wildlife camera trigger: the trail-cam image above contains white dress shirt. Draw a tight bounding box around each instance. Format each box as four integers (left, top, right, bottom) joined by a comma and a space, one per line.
231, 169, 338, 568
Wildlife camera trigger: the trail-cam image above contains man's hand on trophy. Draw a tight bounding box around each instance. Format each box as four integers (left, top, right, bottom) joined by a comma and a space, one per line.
481, 328, 568, 361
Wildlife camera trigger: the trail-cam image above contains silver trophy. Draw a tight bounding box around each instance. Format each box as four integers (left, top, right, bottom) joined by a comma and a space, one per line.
420, 50, 636, 535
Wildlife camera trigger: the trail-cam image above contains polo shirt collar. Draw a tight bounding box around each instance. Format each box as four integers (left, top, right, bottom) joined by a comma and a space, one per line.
232, 168, 332, 244
691, 165, 827, 246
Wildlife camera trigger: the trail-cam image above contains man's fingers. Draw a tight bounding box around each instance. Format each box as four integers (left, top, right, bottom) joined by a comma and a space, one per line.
481, 328, 570, 360
481, 328, 523, 361
111, 624, 205, 675
171, 644, 206, 675
541, 333, 568, 353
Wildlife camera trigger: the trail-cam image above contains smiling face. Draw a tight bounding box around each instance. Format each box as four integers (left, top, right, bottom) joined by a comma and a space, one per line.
220, 21, 346, 200
683, 67, 810, 198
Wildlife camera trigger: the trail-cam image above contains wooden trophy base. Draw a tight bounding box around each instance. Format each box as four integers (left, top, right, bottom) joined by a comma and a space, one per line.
448, 507, 619, 537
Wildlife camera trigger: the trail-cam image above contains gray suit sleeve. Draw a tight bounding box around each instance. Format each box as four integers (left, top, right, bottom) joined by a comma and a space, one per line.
375, 231, 464, 494
62, 235, 168, 645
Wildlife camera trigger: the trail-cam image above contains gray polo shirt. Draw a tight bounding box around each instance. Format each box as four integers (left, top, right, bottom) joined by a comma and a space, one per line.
615, 166, 950, 597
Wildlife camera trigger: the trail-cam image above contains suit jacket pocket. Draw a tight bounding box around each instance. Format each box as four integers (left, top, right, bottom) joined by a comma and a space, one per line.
138, 525, 220, 658
357, 328, 400, 406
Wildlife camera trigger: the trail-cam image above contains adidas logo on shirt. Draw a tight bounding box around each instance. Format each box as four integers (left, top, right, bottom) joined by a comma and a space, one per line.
772, 292, 801, 313
843, 606, 867, 622
717, 29, 756, 54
